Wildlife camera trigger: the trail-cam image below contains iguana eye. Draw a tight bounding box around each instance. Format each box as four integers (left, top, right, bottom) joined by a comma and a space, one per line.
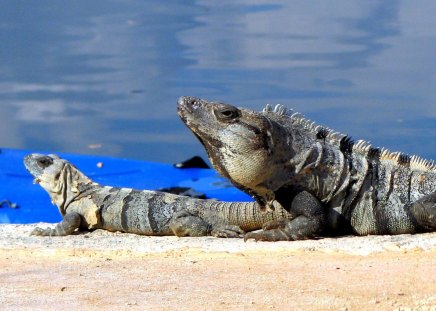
37, 156, 54, 168
214, 105, 241, 122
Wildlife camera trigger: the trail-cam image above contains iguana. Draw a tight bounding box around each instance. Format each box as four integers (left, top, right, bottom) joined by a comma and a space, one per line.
24, 153, 292, 237
178, 96, 436, 241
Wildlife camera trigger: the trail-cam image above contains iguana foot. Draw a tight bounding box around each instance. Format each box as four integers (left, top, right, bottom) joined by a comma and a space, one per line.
244, 228, 309, 242
30, 213, 81, 236
245, 190, 326, 242
30, 226, 54, 236
244, 215, 323, 242
211, 225, 244, 238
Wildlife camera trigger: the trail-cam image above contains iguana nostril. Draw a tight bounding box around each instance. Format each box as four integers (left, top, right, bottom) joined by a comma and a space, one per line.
177, 96, 202, 113
177, 96, 188, 107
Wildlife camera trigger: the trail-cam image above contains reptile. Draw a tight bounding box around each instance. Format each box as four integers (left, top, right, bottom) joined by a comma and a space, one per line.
24, 153, 292, 237
178, 96, 436, 241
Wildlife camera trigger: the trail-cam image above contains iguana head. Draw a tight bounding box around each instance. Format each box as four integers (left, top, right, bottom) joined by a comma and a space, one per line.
178, 96, 290, 209
24, 154, 93, 215
24, 154, 64, 186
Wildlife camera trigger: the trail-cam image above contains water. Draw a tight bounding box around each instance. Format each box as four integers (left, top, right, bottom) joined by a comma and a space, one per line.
1, 1, 435, 164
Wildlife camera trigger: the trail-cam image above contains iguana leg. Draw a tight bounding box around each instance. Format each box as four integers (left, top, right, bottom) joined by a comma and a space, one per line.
409, 191, 436, 231
30, 212, 81, 236
261, 219, 289, 231
170, 210, 244, 238
244, 190, 326, 241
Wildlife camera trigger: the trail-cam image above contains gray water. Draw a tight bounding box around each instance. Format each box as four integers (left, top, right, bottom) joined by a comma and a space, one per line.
1, 1, 435, 163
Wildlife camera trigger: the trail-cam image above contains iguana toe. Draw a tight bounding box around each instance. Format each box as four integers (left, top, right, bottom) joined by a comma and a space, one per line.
243, 232, 261, 242
30, 227, 50, 236
244, 227, 300, 242
244, 230, 287, 242
211, 225, 245, 238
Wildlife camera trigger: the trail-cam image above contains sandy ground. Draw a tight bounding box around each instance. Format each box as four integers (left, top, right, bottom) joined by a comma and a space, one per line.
0, 224, 435, 310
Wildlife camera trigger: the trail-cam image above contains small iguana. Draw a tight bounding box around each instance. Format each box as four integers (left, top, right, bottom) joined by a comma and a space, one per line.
24, 153, 292, 237
178, 96, 436, 241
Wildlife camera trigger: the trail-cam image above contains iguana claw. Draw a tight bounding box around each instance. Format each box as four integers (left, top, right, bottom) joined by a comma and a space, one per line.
244, 229, 291, 242
211, 225, 245, 238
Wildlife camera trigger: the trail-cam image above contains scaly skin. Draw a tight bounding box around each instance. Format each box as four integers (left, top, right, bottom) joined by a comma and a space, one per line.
178, 96, 436, 241
24, 153, 292, 237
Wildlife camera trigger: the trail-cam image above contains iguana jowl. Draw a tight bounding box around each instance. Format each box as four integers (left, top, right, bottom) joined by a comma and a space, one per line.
24, 153, 292, 237
178, 96, 436, 241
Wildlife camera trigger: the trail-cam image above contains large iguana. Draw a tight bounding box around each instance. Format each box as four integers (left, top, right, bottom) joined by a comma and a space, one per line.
24, 153, 292, 237
178, 96, 436, 241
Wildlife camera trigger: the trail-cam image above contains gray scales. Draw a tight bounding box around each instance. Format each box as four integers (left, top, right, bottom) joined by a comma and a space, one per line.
24, 154, 292, 237
178, 96, 436, 241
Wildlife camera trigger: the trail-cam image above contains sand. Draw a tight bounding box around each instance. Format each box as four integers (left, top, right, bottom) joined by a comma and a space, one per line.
0, 224, 435, 310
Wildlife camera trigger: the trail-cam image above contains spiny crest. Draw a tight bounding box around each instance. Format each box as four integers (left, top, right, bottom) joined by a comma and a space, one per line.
344, 137, 435, 172
362, 145, 435, 172
262, 104, 346, 144
380, 149, 403, 161
355, 144, 435, 172
409, 155, 436, 172
262, 104, 436, 172
353, 140, 372, 152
